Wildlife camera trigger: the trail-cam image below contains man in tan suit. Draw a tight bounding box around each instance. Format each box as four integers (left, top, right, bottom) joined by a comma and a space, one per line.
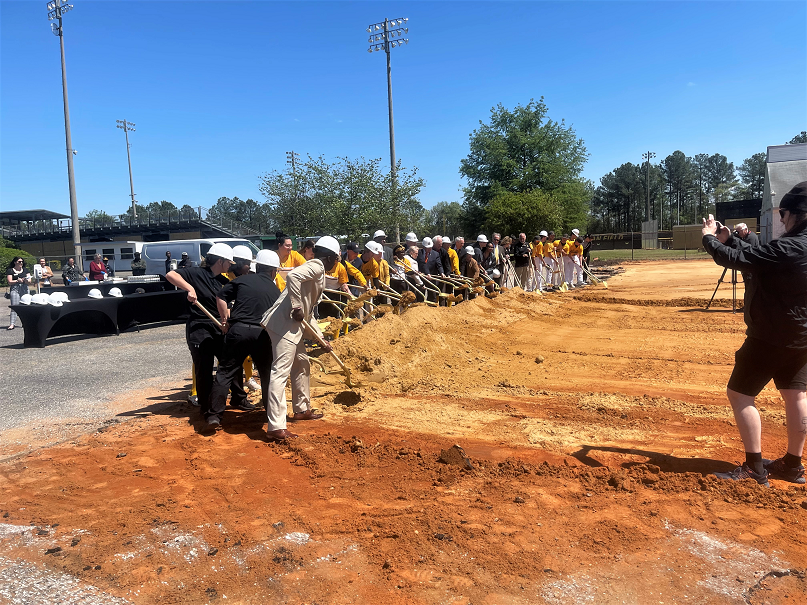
261, 236, 341, 442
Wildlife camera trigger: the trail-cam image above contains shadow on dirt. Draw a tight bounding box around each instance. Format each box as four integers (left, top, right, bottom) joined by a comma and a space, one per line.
570, 444, 736, 474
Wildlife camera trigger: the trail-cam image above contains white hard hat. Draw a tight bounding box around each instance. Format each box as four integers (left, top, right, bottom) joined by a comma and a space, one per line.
373, 229, 386, 239
50, 291, 70, 304
443, 236, 452, 243
464, 246, 475, 255
571, 229, 580, 236
108, 287, 123, 298
32, 293, 51, 305
405, 232, 418, 243
232, 245, 253, 261
87, 288, 103, 299
491, 269, 501, 278
49, 293, 64, 307
255, 249, 280, 268
315, 235, 341, 256
208, 243, 234, 262
422, 237, 433, 248
19, 293, 33, 305
539, 230, 548, 237
477, 234, 488, 243
365, 241, 383, 255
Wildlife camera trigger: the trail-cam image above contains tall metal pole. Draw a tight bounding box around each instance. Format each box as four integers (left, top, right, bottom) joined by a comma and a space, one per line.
383, 18, 399, 244
642, 151, 655, 222
49, 0, 81, 268
117, 119, 137, 219
367, 17, 408, 244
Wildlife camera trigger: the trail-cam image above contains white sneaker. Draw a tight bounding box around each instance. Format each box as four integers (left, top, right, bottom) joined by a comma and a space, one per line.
246, 378, 261, 392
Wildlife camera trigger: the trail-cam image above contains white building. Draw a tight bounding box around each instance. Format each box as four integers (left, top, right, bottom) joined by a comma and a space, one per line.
760, 143, 807, 243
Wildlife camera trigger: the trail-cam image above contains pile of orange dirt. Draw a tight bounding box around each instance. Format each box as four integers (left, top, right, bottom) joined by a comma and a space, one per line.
1, 260, 806, 604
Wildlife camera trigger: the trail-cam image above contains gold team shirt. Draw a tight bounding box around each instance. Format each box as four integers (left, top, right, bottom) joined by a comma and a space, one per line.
532, 242, 543, 258
361, 257, 380, 280
542, 241, 554, 259
379, 259, 390, 285
275, 273, 286, 292
279, 250, 306, 269
569, 241, 583, 257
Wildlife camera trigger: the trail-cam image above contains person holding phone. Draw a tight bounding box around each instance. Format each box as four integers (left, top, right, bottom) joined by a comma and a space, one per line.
702, 181, 807, 486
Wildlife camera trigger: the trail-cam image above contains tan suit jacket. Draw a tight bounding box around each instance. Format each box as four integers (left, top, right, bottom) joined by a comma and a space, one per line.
261, 259, 325, 343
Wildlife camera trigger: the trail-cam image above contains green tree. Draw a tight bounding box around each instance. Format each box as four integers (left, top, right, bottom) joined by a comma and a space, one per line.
788, 131, 807, 144
83, 209, 115, 226
422, 202, 467, 238
459, 97, 588, 232
484, 189, 563, 237
733, 152, 766, 199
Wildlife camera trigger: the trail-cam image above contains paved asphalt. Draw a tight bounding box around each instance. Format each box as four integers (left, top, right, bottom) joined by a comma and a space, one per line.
0, 296, 190, 451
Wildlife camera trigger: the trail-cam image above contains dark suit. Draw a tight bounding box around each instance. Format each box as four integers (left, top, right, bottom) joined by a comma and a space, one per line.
417, 249, 444, 275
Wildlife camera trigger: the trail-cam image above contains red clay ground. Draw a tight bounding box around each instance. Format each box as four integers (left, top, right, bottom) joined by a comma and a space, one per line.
1, 260, 805, 604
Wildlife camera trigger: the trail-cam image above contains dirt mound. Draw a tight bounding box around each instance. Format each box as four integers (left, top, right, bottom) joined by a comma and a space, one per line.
573, 292, 741, 308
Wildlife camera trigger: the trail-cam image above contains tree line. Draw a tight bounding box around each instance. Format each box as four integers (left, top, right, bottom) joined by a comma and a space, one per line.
590, 131, 807, 233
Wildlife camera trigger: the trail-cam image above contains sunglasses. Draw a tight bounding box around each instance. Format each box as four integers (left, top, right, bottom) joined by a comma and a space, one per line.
779, 209, 788, 219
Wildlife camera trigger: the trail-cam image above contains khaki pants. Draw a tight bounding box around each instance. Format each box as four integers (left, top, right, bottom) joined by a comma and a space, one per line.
265, 331, 312, 431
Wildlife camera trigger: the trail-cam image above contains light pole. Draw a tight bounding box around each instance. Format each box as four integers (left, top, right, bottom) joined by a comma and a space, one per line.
641, 151, 656, 223
116, 120, 138, 220
47, 0, 81, 268
286, 150, 300, 238
366, 17, 409, 243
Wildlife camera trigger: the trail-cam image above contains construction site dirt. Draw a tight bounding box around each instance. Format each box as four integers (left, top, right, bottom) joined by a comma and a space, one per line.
1, 260, 806, 604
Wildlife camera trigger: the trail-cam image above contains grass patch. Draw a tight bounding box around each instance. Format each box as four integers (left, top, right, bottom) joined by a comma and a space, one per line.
591, 248, 709, 262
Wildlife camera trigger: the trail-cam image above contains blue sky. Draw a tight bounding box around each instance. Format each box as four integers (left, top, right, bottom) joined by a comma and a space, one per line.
1, 1, 805, 217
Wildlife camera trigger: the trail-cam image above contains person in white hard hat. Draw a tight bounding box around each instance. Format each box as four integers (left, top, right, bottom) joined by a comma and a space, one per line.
226, 245, 262, 394
373, 230, 393, 264
166, 242, 235, 431
416, 237, 445, 303
260, 236, 340, 442
210, 249, 282, 418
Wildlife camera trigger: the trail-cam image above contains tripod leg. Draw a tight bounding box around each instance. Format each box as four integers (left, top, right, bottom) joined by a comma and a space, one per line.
705, 267, 728, 311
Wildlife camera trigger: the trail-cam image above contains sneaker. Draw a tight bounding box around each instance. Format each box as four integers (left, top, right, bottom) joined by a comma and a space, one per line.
188, 395, 199, 407
763, 457, 806, 484
714, 463, 770, 487
230, 400, 259, 412
246, 378, 261, 392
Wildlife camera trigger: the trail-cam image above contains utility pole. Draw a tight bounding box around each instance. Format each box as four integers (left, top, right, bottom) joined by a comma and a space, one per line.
116, 120, 138, 219
641, 151, 656, 222
366, 16, 409, 243
47, 0, 81, 268
286, 151, 300, 238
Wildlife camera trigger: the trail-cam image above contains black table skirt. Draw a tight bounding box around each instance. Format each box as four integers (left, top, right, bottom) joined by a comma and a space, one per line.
11, 290, 189, 348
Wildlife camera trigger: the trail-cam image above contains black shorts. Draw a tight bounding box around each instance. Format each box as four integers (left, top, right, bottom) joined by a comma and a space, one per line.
727, 337, 807, 396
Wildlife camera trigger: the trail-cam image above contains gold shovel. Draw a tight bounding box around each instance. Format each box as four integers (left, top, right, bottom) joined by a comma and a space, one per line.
301, 319, 358, 389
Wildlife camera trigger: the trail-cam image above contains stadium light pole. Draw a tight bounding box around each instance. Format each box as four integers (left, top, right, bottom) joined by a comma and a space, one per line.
366, 17, 409, 243
116, 120, 138, 220
47, 0, 81, 268
642, 151, 656, 222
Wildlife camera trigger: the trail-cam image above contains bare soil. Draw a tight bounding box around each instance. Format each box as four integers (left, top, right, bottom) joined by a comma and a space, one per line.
1, 260, 805, 605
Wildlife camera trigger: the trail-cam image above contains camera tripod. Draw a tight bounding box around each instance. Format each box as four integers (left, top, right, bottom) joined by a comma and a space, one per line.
705, 267, 739, 313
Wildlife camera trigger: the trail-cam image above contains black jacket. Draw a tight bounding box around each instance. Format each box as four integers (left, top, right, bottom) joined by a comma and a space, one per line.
511, 241, 532, 267
703, 225, 807, 348
417, 249, 444, 275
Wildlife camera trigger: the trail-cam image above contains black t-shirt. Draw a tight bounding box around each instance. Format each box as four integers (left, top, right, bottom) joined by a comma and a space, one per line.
176, 266, 228, 323
218, 273, 281, 325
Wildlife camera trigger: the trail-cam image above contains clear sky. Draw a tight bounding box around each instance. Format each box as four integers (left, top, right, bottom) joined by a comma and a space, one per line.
1, 1, 805, 217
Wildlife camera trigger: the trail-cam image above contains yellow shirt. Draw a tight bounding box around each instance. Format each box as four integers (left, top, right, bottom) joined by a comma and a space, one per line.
343, 260, 367, 287
541, 240, 554, 258
279, 249, 306, 269
379, 259, 390, 286
361, 257, 380, 279
447, 247, 459, 275
569, 241, 583, 257
275, 273, 286, 292
327, 263, 349, 286
532, 242, 542, 258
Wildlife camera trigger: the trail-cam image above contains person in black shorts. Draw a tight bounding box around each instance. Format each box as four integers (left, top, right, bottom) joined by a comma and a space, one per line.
702, 181, 807, 486
166, 243, 235, 431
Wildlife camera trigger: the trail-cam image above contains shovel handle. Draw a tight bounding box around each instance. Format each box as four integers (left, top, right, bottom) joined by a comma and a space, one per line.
301, 318, 349, 373
194, 300, 223, 329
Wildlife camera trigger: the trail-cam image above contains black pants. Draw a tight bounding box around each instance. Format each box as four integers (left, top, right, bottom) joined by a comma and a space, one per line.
187, 322, 246, 421
209, 323, 273, 418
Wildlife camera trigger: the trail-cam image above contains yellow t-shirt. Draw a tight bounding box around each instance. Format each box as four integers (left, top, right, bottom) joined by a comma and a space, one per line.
542, 240, 554, 258
569, 241, 583, 257
532, 242, 543, 258
275, 273, 286, 292
327, 263, 349, 286
343, 260, 367, 287
379, 259, 390, 286
361, 257, 380, 280
279, 249, 306, 269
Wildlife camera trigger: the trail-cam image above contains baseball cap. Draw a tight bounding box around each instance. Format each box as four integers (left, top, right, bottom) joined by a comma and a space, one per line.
346, 242, 360, 253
